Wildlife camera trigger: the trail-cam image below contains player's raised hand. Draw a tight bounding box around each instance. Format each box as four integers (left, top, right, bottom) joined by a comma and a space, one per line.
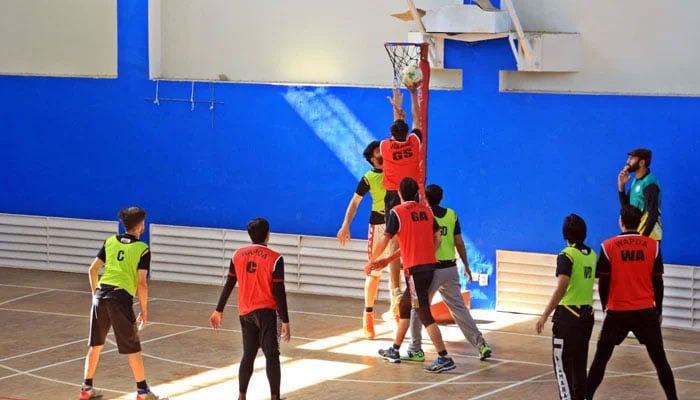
209, 311, 223, 330
618, 165, 631, 190
337, 225, 351, 246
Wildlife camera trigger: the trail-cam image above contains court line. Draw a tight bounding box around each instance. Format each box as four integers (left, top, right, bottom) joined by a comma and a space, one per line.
466, 370, 554, 400
3, 305, 697, 382
0, 363, 129, 395
0, 327, 202, 382
0, 337, 86, 363
384, 361, 509, 400
103, 337, 217, 371
0, 289, 54, 306
7, 282, 700, 357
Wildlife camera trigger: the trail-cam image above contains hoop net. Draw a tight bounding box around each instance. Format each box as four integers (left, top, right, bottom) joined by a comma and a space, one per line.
384, 42, 430, 200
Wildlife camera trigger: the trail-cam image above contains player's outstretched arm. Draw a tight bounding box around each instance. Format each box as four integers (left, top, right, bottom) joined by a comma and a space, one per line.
387, 87, 406, 121
337, 194, 362, 246
409, 86, 420, 130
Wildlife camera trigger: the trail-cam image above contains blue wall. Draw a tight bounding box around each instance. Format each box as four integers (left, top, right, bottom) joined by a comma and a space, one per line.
2, 2, 699, 308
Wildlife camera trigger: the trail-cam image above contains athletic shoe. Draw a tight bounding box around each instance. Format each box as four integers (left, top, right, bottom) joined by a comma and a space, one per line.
479, 343, 492, 360
137, 391, 168, 400
79, 386, 102, 400
378, 347, 401, 363
401, 349, 425, 362
363, 311, 375, 339
423, 356, 456, 373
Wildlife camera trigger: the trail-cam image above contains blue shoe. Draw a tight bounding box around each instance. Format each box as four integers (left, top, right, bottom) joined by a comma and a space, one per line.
423, 356, 456, 373
378, 347, 401, 363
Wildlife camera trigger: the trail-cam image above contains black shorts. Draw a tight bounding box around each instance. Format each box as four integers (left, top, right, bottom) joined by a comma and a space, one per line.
598, 307, 663, 346
404, 264, 435, 308
240, 308, 280, 358
88, 288, 141, 354
384, 190, 401, 216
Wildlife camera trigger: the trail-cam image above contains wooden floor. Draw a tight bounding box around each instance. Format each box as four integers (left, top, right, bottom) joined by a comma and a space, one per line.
0, 268, 698, 400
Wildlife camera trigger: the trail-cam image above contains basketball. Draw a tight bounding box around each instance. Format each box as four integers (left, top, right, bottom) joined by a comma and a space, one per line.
401, 63, 423, 88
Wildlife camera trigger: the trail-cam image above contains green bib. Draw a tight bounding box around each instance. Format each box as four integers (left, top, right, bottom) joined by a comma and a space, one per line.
365, 169, 386, 214
630, 173, 662, 240
558, 246, 597, 306
434, 208, 457, 261
99, 235, 149, 296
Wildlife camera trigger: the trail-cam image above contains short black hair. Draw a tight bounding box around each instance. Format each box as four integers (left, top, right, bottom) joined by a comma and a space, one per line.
425, 184, 443, 206
363, 141, 380, 165
628, 148, 652, 167
247, 217, 270, 244
562, 214, 586, 244
118, 207, 146, 231
390, 119, 409, 141
399, 177, 419, 202
620, 206, 642, 230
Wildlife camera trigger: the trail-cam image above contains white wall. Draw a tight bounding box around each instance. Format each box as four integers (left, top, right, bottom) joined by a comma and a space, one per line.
500, 0, 700, 96
150, 0, 461, 88
0, 0, 117, 78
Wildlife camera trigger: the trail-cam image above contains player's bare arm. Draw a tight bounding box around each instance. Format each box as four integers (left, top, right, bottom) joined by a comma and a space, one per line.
536, 274, 570, 334
337, 194, 362, 246
87, 257, 104, 294
136, 269, 149, 328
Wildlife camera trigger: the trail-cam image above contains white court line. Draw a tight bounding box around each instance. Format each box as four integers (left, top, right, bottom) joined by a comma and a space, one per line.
0, 327, 202, 382
466, 370, 554, 400
103, 337, 216, 371
0, 337, 86, 362
0, 363, 130, 395
384, 361, 508, 400
0, 289, 54, 306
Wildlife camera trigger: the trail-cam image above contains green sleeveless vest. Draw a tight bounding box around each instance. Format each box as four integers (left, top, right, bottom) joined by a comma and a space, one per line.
558, 246, 597, 306
365, 169, 386, 214
434, 208, 457, 261
99, 235, 149, 296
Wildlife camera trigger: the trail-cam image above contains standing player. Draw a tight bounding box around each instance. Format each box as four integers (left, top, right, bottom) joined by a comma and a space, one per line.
337, 141, 399, 339
369, 177, 456, 373
405, 184, 492, 362
209, 218, 291, 400
618, 148, 662, 240
535, 214, 597, 400
78, 207, 166, 400
586, 206, 677, 399
381, 85, 423, 321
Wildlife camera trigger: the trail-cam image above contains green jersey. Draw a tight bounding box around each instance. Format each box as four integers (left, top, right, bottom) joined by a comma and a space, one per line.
629, 172, 662, 240
434, 208, 457, 261
99, 234, 150, 296
356, 169, 386, 225
558, 245, 597, 306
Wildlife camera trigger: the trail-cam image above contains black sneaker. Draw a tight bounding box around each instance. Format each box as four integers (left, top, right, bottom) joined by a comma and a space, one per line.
423, 356, 456, 373
378, 347, 401, 363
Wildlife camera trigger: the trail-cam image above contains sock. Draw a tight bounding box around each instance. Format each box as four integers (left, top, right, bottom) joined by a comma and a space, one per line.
438, 350, 448, 357
365, 307, 373, 313
392, 343, 401, 350
136, 380, 149, 394
83, 378, 93, 388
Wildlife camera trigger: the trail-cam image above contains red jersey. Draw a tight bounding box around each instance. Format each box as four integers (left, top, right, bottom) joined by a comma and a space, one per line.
380, 130, 422, 191
599, 233, 661, 311
385, 201, 439, 269
231, 244, 282, 316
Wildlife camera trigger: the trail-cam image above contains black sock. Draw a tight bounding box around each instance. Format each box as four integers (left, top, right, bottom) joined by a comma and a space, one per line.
392, 343, 400, 350
136, 380, 149, 392
83, 378, 93, 388
365, 307, 373, 312
438, 350, 448, 357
